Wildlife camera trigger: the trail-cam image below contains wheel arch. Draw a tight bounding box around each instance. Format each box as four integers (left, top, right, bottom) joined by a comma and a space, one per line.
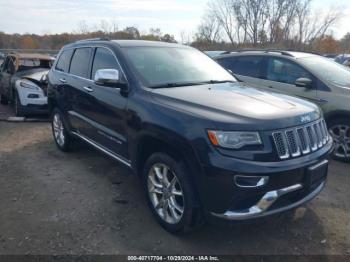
324, 110, 350, 126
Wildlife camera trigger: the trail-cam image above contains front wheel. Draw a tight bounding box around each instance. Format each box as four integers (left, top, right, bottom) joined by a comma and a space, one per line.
328, 118, 350, 162
51, 108, 72, 152
142, 153, 203, 234
14, 92, 24, 117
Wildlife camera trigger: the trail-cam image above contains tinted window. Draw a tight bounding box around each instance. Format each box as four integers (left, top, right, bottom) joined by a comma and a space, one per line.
55, 49, 73, 73
233, 56, 263, 77
69, 48, 92, 78
217, 57, 237, 72
91, 48, 120, 79
267, 58, 312, 85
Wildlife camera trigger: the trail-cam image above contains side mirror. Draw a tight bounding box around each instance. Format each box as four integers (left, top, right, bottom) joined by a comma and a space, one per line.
94, 69, 119, 86
295, 77, 312, 88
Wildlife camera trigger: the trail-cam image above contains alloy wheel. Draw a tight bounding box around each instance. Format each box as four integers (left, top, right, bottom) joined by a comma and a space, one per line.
53, 113, 65, 147
329, 124, 350, 159
147, 163, 184, 224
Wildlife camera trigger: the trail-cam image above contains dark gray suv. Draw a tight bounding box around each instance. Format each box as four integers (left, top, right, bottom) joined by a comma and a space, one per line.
215, 50, 350, 162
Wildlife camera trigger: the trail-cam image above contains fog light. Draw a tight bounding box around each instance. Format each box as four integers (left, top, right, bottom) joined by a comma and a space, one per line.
28, 94, 39, 99
234, 175, 269, 188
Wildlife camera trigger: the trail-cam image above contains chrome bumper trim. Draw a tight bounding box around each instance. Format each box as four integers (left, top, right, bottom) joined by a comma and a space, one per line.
211, 182, 325, 220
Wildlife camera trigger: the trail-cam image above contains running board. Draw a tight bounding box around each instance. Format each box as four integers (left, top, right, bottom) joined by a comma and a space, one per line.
71, 131, 132, 167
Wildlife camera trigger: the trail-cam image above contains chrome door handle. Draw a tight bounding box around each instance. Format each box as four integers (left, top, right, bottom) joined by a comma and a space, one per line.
59, 78, 66, 83
83, 86, 93, 92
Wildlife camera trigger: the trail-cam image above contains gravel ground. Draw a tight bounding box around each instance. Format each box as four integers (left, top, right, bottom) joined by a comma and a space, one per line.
0, 105, 349, 255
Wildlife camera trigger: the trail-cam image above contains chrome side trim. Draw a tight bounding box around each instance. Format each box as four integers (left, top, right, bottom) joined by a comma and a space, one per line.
211, 182, 325, 220
71, 131, 131, 167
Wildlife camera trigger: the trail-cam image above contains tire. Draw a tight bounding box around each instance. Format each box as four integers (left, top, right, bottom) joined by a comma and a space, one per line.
51, 108, 72, 152
142, 152, 203, 234
0, 93, 8, 105
14, 91, 25, 117
328, 117, 350, 162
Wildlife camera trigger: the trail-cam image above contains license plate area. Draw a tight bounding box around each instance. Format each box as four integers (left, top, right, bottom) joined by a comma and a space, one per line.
306, 160, 328, 188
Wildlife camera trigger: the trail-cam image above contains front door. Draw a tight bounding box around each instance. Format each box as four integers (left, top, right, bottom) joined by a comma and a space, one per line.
259, 57, 317, 103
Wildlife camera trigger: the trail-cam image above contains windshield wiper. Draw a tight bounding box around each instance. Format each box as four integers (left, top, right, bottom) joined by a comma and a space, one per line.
199, 80, 236, 84
148, 82, 204, 89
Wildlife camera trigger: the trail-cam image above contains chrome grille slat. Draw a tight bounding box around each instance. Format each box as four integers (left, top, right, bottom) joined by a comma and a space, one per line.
273, 119, 329, 160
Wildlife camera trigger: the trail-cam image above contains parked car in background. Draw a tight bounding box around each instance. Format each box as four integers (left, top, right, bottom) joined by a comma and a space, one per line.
0, 53, 54, 116
204, 50, 229, 58
323, 54, 338, 59
48, 39, 332, 233
215, 50, 350, 162
334, 54, 350, 67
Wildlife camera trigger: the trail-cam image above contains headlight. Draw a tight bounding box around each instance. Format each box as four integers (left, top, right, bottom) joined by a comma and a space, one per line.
207, 130, 262, 149
19, 80, 39, 90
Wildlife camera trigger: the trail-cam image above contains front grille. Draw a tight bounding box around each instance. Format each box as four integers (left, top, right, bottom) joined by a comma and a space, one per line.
272, 119, 330, 160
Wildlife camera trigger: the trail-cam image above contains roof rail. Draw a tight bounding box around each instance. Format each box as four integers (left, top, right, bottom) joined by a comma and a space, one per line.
75, 37, 110, 43
232, 49, 294, 57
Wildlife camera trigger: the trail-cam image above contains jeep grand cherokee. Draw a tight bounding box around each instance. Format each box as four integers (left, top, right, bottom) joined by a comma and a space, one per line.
48, 39, 332, 234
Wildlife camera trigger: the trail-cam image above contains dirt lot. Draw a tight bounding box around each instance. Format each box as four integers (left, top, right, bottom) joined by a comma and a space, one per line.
0, 106, 349, 256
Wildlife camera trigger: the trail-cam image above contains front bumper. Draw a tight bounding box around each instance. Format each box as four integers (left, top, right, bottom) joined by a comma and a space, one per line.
197, 140, 332, 220
211, 180, 324, 220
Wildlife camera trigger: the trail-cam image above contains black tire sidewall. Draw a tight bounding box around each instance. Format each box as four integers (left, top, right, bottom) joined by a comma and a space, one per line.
51, 108, 71, 152
328, 117, 350, 162
14, 91, 24, 117
142, 152, 201, 234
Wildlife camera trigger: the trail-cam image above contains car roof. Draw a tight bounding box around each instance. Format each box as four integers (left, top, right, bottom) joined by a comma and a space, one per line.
9, 53, 54, 60
66, 38, 188, 49
215, 50, 319, 60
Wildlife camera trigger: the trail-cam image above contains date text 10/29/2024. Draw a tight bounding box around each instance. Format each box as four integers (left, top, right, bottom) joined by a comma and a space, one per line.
127, 256, 220, 261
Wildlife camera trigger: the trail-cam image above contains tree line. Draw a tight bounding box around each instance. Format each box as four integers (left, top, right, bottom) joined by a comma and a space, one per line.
0, 0, 349, 55
0, 25, 176, 52
192, 0, 349, 53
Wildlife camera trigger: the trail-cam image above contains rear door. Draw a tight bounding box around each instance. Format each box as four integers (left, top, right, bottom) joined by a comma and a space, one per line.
258, 57, 317, 102
66, 47, 94, 137
217, 55, 265, 86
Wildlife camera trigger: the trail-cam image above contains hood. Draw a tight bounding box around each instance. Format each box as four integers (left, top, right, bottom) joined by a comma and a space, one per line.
150, 82, 321, 131
14, 68, 48, 79
20, 69, 49, 82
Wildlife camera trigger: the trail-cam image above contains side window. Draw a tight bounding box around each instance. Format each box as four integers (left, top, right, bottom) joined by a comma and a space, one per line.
91, 47, 120, 79
234, 56, 263, 78
267, 58, 312, 85
55, 49, 73, 73
69, 48, 93, 78
217, 57, 237, 72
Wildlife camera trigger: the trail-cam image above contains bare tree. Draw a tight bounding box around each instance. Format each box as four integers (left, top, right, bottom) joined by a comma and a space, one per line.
77, 20, 89, 34
295, 0, 341, 48
208, 0, 239, 45
196, 12, 222, 43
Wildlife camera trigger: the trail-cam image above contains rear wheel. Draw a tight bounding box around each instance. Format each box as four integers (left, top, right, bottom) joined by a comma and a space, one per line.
52, 108, 72, 152
328, 118, 350, 162
142, 152, 203, 234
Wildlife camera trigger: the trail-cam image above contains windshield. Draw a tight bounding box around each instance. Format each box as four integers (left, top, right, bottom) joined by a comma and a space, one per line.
299, 56, 350, 87
123, 46, 236, 88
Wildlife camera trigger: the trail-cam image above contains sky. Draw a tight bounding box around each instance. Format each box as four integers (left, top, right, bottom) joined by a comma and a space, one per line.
0, 0, 349, 41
